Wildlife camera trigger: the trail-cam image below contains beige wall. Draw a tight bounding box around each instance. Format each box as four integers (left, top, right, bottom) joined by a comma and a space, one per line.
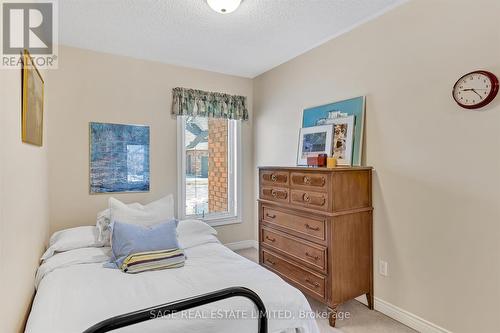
0, 69, 50, 332
47, 46, 254, 244
253, 0, 500, 332
4, 1, 500, 331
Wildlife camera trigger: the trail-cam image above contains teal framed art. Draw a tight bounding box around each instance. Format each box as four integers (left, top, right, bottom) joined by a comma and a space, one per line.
302, 96, 365, 166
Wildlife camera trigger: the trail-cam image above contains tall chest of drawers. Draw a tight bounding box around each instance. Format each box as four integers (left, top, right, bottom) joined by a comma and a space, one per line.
258, 166, 373, 327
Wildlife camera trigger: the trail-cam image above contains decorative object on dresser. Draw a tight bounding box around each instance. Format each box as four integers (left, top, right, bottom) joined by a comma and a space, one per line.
326, 157, 337, 169
297, 125, 334, 166
331, 115, 354, 165
303, 96, 365, 166
307, 153, 327, 167
258, 166, 373, 327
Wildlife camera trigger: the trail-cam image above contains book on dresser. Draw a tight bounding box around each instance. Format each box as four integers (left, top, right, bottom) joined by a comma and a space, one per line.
257, 166, 373, 327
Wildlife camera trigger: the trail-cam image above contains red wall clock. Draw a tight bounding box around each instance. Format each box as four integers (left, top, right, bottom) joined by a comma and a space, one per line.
452, 70, 499, 109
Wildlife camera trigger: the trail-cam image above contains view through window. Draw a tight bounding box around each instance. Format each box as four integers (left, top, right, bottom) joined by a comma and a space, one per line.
183, 116, 236, 219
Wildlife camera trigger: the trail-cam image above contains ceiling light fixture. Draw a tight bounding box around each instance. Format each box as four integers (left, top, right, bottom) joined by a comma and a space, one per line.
207, 0, 242, 14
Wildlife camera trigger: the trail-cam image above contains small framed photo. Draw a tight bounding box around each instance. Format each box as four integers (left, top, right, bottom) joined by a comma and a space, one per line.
330, 115, 355, 165
297, 125, 334, 166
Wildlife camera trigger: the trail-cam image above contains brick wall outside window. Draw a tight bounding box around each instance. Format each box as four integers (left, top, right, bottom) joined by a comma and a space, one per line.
208, 119, 228, 213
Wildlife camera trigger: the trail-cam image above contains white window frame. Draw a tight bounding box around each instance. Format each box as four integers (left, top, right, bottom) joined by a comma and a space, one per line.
177, 116, 242, 226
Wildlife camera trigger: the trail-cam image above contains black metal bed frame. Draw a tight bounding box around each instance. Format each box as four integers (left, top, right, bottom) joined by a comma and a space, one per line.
83, 287, 268, 333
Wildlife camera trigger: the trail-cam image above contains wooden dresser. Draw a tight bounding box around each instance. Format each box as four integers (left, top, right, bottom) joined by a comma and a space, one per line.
258, 166, 373, 327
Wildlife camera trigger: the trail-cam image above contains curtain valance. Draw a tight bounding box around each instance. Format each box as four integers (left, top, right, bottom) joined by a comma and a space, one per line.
171, 87, 248, 121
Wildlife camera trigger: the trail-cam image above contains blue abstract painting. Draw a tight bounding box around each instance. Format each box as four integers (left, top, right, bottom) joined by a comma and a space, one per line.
303, 96, 365, 166
90, 122, 150, 193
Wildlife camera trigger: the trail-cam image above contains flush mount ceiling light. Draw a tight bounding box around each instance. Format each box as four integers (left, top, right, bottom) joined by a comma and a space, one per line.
207, 0, 242, 14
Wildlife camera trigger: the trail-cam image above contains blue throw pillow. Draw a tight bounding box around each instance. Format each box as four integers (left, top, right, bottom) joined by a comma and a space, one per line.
109, 219, 179, 268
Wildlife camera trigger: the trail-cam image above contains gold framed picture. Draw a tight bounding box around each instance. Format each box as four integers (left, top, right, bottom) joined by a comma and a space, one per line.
22, 49, 45, 146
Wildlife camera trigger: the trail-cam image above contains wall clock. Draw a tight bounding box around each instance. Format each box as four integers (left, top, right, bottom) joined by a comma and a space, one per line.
452, 70, 499, 109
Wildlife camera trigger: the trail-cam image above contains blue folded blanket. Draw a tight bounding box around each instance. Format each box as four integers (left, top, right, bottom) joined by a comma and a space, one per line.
108, 219, 185, 273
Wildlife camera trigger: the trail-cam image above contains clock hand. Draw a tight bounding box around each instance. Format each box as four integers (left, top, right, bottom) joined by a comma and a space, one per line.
471, 89, 483, 99
462, 88, 488, 91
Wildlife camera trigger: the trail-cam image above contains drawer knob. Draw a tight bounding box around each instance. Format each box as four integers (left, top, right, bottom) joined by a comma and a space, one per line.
271, 174, 277, 182
303, 176, 311, 184
305, 224, 320, 231
271, 189, 287, 199
265, 236, 276, 242
305, 278, 320, 288
265, 213, 276, 219
265, 258, 276, 266
303, 193, 311, 202
305, 252, 320, 260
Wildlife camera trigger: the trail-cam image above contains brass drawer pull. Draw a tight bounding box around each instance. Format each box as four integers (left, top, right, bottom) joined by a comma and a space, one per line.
303, 193, 311, 202
265, 258, 276, 266
271, 189, 287, 199
265, 236, 276, 242
265, 213, 276, 219
305, 224, 320, 231
305, 252, 319, 260
305, 278, 320, 288
271, 174, 277, 182
297, 175, 326, 186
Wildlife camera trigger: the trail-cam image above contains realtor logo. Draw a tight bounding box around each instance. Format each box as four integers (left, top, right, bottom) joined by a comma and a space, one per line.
1, 0, 58, 69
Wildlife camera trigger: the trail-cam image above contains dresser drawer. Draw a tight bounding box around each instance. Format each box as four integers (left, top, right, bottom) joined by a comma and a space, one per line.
260, 170, 289, 186
290, 172, 328, 192
261, 227, 327, 273
262, 249, 325, 300
290, 190, 329, 211
261, 205, 326, 241
260, 187, 289, 203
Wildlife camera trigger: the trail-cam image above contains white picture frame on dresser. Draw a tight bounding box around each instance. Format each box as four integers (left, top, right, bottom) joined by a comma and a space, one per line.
296, 124, 334, 166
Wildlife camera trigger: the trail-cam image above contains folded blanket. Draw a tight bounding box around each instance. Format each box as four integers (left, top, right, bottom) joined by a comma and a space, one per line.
121, 248, 185, 274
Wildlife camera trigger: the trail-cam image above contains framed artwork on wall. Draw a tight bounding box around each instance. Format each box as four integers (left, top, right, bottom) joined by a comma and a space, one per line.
22, 49, 45, 146
89, 122, 150, 194
302, 96, 365, 166
297, 125, 334, 166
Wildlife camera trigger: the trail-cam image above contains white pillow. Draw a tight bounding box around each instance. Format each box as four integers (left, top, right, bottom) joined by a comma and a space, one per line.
177, 219, 219, 249
41, 226, 102, 261
96, 202, 143, 244
109, 195, 175, 226
143, 195, 175, 220
96, 202, 143, 245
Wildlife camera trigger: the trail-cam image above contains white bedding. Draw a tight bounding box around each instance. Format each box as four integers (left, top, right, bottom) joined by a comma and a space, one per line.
26, 242, 320, 333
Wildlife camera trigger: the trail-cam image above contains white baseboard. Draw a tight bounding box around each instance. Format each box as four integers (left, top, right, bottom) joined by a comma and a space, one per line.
224, 240, 258, 251
224, 241, 451, 332
355, 296, 452, 333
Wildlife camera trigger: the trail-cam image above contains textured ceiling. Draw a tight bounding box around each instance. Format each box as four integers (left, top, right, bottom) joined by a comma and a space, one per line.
60, 0, 407, 78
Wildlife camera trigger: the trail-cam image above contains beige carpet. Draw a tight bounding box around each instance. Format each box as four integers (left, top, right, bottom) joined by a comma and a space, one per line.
235, 248, 416, 333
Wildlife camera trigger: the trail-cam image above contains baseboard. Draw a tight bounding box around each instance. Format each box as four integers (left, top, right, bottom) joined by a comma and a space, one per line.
224, 241, 451, 333
355, 296, 452, 333
224, 240, 258, 251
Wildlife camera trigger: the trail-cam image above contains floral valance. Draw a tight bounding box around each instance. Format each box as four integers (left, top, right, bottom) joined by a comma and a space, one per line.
171, 87, 248, 121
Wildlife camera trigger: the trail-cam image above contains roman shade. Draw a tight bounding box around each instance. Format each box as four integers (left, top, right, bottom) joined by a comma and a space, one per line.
171, 87, 248, 121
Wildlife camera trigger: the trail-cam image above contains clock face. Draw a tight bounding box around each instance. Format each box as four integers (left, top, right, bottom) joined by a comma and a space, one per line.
453, 71, 499, 109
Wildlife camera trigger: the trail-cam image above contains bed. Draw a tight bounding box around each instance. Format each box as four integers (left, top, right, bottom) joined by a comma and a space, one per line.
25, 229, 320, 333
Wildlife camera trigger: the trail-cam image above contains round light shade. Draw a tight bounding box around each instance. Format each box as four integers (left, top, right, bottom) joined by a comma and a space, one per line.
207, 0, 242, 14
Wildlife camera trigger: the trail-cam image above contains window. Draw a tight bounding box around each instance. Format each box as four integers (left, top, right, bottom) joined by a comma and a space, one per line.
177, 116, 241, 225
